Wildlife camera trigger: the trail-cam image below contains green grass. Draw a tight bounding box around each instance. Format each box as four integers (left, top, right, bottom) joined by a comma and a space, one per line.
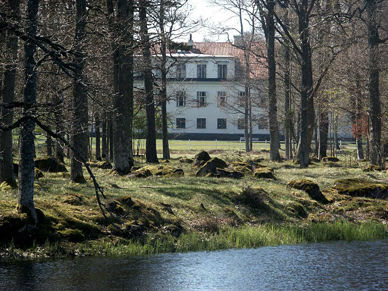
1, 147, 387, 260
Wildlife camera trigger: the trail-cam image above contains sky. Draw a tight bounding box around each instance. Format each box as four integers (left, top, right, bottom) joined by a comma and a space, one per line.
186, 0, 241, 42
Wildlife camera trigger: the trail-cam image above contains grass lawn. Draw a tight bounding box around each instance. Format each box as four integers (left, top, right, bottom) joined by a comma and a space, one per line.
1, 144, 387, 259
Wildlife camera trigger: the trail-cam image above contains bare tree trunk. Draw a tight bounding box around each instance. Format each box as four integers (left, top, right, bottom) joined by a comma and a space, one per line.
298, 0, 314, 168
102, 114, 107, 159
367, 0, 382, 167
95, 113, 101, 160
109, 0, 134, 174
159, 0, 170, 160
140, 0, 158, 163
267, 0, 280, 161
46, 133, 52, 156
18, 0, 39, 224
109, 118, 113, 161
284, 25, 292, 160
318, 108, 329, 159
70, 0, 87, 183
0, 0, 19, 186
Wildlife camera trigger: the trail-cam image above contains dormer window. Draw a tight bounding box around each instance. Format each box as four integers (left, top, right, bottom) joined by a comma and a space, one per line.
218, 64, 227, 79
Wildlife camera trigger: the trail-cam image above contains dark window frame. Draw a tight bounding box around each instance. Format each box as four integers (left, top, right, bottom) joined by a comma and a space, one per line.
218, 64, 227, 79
197, 64, 207, 79
197, 118, 206, 129
176, 118, 186, 129
217, 118, 227, 129
197, 91, 207, 107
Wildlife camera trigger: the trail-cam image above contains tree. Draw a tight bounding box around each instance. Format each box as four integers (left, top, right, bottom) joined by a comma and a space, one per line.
107, 0, 135, 174
0, 0, 19, 186
71, 0, 88, 183
18, 0, 40, 224
139, 0, 159, 163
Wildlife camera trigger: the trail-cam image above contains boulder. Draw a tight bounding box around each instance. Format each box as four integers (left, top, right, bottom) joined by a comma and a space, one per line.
236, 187, 269, 209
193, 151, 211, 166
196, 157, 228, 177
333, 178, 388, 199
35, 157, 67, 172
129, 168, 152, 178
288, 179, 329, 204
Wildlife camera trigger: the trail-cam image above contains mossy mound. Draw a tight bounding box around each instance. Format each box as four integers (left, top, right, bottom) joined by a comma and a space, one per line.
322, 157, 340, 163
0, 209, 56, 247
179, 157, 194, 164
62, 193, 85, 206
153, 165, 184, 177
333, 179, 388, 199
229, 162, 254, 174
236, 187, 269, 209
130, 167, 153, 178
0, 180, 17, 190
89, 160, 112, 169
254, 167, 276, 179
216, 169, 244, 179
288, 179, 329, 204
286, 201, 308, 218
35, 157, 67, 172
58, 228, 85, 242
35, 168, 44, 179
363, 164, 382, 172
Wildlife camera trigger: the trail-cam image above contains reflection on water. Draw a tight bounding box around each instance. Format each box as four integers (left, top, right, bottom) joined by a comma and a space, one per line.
1, 240, 387, 291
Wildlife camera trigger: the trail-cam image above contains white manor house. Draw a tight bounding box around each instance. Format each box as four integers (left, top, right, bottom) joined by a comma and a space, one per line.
136, 40, 270, 140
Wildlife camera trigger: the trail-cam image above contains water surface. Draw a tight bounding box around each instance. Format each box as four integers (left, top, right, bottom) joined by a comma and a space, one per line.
1, 239, 387, 290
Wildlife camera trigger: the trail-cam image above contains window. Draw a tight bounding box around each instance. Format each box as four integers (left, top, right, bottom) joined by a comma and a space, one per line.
218, 64, 227, 79
176, 64, 186, 79
176, 91, 186, 107
258, 117, 268, 129
197, 91, 207, 107
238, 91, 246, 107
197, 118, 206, 129
217, 91, 227, 107
217, 118, 227, 129
197, 64, 207, 79
238, 118, 245, 129
154, 89, 162, 106
176, 118, 186, 129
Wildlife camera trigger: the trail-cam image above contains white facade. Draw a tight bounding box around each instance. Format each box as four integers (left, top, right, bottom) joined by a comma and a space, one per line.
136, 52, 270, 140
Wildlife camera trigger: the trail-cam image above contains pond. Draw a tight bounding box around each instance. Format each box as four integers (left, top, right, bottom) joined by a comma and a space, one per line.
1, 239, 387, 290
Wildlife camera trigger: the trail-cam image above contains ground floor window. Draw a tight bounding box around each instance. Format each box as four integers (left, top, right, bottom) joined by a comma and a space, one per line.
217, 118, 227, 129
176, 118, 186, 129
197, 118, 206, 129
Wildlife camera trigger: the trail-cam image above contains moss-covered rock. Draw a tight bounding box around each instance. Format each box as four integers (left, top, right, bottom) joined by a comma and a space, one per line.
130, 167, 153, 178
193, 151, 211, 166
89, 160, 112, 169
254, 167, 276, 179
216, 169, 244, 179
333, 179, 388, 199
229, 162, 254, 174
35, 168, 44, 179
35, 157, 67, 172
59, 228, 85, 242
196, 157, 228, 177
288, 179, 329, 204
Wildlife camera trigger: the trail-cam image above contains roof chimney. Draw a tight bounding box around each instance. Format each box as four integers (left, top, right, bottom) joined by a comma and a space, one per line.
188, 34, 194, 46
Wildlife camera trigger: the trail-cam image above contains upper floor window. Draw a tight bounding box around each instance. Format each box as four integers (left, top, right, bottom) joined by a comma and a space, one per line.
218, 64, 227, 79
176, 64, 186, 79
197, 64, 207, 79
176, 91, 186, 107
176, 118, 186, 129
238, 91, 246, 107
237, 118, 245, 129
258, 117, 268, 129
217, 91, 227, 107
217, 118, 227, 129
197, 91, 207, 107
197, 118, 206, 129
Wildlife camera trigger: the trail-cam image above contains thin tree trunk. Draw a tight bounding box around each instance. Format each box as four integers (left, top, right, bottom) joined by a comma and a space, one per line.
267, 0, 280, 161
139, 0, 158, 163
95, 113, 101, 160
18, 0, 39, 224
284, 27, 292, 160
102, 116, 107, 159
318, 109, 329, 159
160, 0, 170, 160
70, 0, 87, 183
0, 0, 19, 186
